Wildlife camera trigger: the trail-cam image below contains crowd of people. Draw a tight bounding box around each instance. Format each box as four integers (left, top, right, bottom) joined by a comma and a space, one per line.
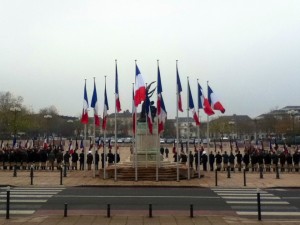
0, 144, 121, 171
171, 144, 300, 173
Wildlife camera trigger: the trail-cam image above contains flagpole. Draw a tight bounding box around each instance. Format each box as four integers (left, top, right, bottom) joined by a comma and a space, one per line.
132, 82, 135, 170
156, 60, 159, 182
83, 78, 88, 174
114, 59, 118, 182
134, 60, 138, 182
207, 81, 210, 153
197, 79, 200, 179
187, 76, 190, 180
145, 82, 148, 168
176, 60, 180, 182
92, 77, 97, 178
103, 75, 107, 180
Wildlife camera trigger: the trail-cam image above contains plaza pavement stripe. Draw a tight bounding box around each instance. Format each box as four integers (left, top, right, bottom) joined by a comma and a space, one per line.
0, 199, 47, 203
226, 201, 290, 205
0, 194, 53, 198
236, 211, 300, 216
0, 210, 35, 215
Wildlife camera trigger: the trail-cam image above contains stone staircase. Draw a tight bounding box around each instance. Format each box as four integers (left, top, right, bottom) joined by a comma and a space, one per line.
100, 163, 196, 181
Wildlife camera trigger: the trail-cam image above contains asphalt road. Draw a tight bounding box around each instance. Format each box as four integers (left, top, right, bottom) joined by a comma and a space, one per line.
44, 187, 229, 211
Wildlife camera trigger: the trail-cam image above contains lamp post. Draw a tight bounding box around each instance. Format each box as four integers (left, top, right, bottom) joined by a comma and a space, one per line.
10, 107, 21, 138
228, 121, 235, 139
288, 110, 297, 146
67, 120, 74, 139
44, 114, 53, 140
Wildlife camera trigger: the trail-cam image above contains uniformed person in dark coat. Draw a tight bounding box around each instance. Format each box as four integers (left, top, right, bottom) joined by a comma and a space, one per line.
209, 152, 215, 171
236, 151, 243, 172
271, 152, 279, 172
95, 150, 99, 170
87, 150, 93, 170
79, 150, 84, 170
243, 151, 250, 171
215, 152, 222, 171
71, 150, 79, 170
201, 151, 208, 171
229, 152, 235, 171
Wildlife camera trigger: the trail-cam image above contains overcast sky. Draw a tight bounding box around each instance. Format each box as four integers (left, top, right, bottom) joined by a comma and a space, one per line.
1, 0, 300, 120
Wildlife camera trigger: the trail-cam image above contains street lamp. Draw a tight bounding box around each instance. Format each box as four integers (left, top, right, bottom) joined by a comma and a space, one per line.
44, 114, 53, 139
10, 106, 21, 138
288, 110, 297, 146
228, 121, 235, 139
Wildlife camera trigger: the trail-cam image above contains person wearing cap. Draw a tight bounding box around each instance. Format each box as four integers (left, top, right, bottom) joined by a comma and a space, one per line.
201, 151, 208, 171
87, 150, 93, 170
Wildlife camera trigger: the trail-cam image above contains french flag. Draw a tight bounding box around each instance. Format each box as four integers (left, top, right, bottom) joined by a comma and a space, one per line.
188, 81, 200, 126
198, 83, 214, 116
134, 63, 146, 107
115, 61, 121, 112
91, 78, 100, 127
80, 80, 89, 124
80, 139, 84, 149
69, 140, 74, 154
208, 85, 225, 113
132, 87, 136, 134
176, 63, 183, 112
43, 138, 48, 149
157, 64, 167, 134
145, 94, 153, 134
102, 80, 109, 130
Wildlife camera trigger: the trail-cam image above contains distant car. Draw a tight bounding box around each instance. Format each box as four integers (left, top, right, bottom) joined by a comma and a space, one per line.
117, 138, 124, 143
124, 137, 132, 143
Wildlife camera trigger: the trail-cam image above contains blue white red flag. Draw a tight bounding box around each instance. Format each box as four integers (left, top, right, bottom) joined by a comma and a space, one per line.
134, 63, 146, 107
43, 138, 48, 149
81, 80, 89, 124
115, 62, 121, 112
176, 64, 183, 112
188, 81, 200, 126
91, 79, 100, 127
157, 65, 167, 134
208, 85, 225, 113
69, 140, 74, 154
198, 83, 214, 116
102, 80, 109, 130
80, 139, 84, 149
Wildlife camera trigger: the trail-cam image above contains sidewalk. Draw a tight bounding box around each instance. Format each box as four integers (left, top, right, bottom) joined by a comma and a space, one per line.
0, 169, 299, 188
1, 214, 300, 225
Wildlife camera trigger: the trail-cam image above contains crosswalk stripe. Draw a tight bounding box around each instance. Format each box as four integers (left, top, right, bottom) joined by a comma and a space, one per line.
237, 211, 300, 216
0, 194, 53, 198
0, 199, 47, 203
0, 210, 35, 215
218, 193, 274, 196
214, 191, 268, 194
5, 191, 59, 195
226, 201, 290, 205
212, 188, 260, 191
221, 196, 281, 199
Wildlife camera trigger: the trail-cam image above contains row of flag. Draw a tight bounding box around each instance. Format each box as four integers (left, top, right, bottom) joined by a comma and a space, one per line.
80, 61, 226, 136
